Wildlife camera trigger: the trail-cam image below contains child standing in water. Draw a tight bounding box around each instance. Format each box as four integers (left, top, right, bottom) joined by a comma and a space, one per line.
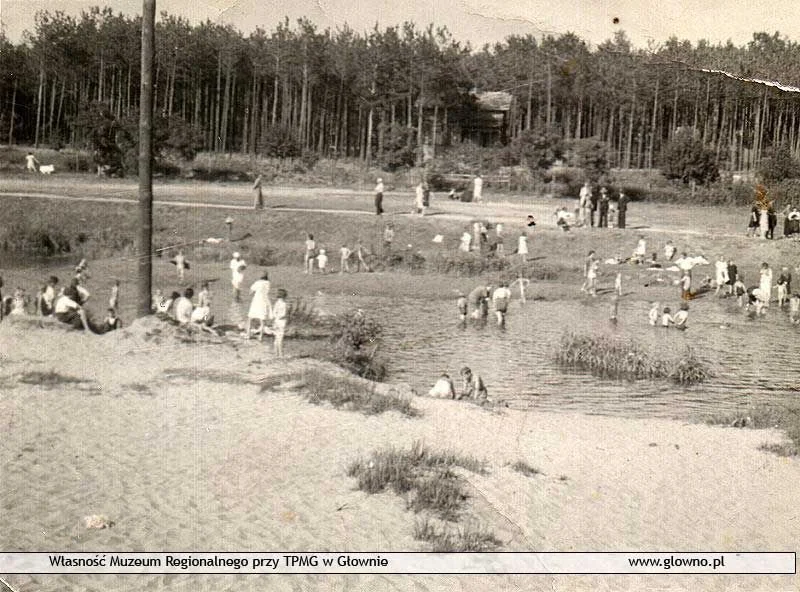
456, 293, 468, 324
661, 306, 673, 327
789, 293, 800, 324
777, 267, 792, 308
734, 276, 747, 307
648, 302, 659, 326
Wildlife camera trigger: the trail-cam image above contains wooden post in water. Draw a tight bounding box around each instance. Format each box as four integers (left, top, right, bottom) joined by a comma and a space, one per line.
136, 0, 156, 317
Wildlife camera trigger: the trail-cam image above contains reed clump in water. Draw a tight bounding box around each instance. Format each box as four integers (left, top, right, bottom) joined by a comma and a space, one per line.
554, 332, 711, 385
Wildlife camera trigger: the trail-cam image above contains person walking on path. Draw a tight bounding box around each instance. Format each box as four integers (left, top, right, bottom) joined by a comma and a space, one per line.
374, 178, 384, 215
617, 191, 629, 229
253, 174, 264, 210
473, 174, 483, 203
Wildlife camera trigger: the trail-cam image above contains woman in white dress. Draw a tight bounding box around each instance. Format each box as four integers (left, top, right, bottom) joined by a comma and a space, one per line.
246, 271, 272, 340
759, 262, 773, 308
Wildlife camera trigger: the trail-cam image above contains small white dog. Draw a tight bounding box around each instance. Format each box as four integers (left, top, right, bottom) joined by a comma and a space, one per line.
39, 164, 55, 174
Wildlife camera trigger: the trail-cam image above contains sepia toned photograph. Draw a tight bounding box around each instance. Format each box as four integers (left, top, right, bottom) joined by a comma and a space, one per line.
0, 0, 798, 590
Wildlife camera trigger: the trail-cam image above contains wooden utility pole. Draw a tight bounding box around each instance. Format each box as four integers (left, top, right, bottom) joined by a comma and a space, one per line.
137, 0, 156, 317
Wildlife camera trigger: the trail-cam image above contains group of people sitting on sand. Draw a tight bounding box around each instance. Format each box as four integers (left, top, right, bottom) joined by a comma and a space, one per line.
0, 260, 121, 334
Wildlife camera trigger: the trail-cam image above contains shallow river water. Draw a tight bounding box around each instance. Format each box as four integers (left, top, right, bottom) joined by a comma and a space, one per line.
312, 293, 798, 420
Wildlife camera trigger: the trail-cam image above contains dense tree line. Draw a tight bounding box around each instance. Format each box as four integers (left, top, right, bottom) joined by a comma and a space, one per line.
3, 7, 800, 173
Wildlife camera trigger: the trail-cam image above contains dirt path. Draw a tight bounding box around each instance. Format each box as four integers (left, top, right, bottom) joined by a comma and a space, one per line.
0, 188, 717, 237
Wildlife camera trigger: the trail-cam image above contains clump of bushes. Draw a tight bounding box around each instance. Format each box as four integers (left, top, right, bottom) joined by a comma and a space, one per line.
554, 332, 711, 385
328, 309, 387, 380
347, 441, 486, 520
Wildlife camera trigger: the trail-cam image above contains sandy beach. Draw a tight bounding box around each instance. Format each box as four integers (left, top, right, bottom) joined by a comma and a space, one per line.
1, 317, 798, 592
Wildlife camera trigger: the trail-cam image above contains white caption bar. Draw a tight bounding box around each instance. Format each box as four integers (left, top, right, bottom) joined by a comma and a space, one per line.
0, 553, 794, 574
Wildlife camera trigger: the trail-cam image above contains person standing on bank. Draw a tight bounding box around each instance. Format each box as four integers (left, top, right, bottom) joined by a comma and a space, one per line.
589, 187, 599, 227
579, 182, 591, 226
374, 177, 384, 215
253, 174, 264, 210
598, 188, 610, 228
617, 191, 629, 229
473, 174, 483, 203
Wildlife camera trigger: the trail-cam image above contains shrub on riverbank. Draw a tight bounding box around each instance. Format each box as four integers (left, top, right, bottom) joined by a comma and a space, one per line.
299, 368, 418, 417
554, 332, 711, 385
328, 309, 387, 380
704, 403, 800, 457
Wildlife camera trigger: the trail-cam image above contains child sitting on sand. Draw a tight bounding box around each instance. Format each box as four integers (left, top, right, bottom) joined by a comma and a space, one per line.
458, 367, 488, 401
102, 308, 121, 332
428, 373, 456, 398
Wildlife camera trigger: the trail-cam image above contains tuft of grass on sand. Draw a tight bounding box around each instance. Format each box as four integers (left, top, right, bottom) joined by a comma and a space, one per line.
17, 370, 87, 387
261, 368, 418, 417
703, 403, 800, 457
510, 460, 542, 478
413, 517, 501, 552
124, 382, 154, 396
347, 441, 486, 520
554, 332, 711, 385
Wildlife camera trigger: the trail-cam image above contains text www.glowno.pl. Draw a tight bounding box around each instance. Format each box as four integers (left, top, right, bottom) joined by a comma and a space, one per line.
628, 555, 725, 570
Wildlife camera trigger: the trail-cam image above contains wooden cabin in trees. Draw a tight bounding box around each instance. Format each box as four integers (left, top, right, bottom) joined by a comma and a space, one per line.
459, 91, 515, 146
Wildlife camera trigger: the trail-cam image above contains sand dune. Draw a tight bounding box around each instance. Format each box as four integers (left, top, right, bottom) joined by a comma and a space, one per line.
1, 319, 798, 592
